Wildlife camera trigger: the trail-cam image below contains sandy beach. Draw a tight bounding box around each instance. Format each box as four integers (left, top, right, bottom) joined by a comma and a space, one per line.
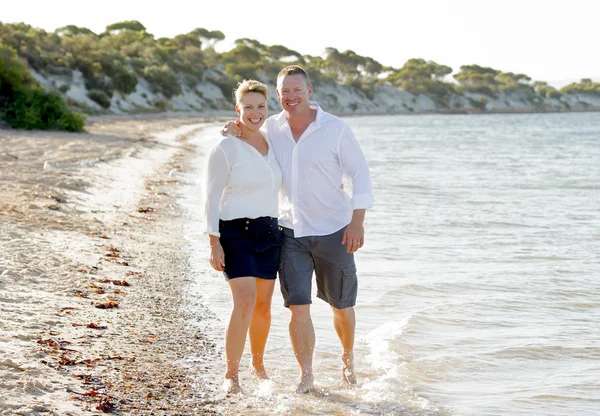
0, 116, 232, 415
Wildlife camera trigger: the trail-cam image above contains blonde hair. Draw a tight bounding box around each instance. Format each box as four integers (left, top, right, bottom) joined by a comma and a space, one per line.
234, 79, 268, 104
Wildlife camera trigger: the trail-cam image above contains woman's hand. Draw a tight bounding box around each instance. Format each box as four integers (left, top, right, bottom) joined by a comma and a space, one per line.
209, 243, 225, 271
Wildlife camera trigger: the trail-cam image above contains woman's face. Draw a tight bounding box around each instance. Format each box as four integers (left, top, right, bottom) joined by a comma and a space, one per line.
236, 92, 268, 131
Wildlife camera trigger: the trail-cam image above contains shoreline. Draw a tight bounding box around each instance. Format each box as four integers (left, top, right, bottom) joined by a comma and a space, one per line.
0, 118, 226, 414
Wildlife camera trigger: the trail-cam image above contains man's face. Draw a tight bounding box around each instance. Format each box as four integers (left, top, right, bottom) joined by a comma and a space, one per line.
276, 74, 312, 116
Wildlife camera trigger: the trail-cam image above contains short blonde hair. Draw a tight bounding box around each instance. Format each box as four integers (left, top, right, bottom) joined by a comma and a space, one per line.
234, 79, 268, 104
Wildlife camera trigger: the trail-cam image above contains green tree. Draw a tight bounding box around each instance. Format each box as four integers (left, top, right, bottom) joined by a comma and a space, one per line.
560, 79, 600, 95
533, 81, 562, 99
99, 52, 138, 94
55, 25, 97, 37
386, 58, 455, 106
189, 28, 225, 49
104, 20, 147, 33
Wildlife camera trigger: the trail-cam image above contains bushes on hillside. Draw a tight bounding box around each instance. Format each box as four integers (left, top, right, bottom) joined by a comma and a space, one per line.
533, 81, 562, 99
0, 40, 85, 131
100, 52, 138, 94
87, 89, 111, 108
3, 87, 86, 131
143, 65, 181, 98
560, 79, 600, 95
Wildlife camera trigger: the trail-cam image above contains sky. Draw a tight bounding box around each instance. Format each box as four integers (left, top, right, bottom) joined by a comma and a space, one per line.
2, 0, 598, 87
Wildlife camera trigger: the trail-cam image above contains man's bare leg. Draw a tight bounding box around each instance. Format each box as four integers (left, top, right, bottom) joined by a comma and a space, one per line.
332, 306, 357, 385
248, 278, 275, 379
289, 304, 315, 393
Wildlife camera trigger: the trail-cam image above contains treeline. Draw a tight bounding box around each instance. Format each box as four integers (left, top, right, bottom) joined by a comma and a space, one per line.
1, 20, 599, 131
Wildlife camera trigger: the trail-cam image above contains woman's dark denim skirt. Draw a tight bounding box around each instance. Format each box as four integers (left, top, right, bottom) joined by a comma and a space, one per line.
219, 216, 283, 280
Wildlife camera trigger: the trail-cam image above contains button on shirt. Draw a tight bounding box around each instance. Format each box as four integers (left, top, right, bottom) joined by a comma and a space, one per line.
203, 134, 282, 237
263, 103, 374, 238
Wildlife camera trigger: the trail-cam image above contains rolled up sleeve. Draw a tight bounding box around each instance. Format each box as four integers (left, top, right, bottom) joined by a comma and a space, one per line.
339, 127, 374, 210
202, 144, 230, 236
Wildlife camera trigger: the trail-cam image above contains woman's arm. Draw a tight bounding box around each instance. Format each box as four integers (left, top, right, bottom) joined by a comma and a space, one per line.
203, 144, 230, 237
203, 144, 230, 271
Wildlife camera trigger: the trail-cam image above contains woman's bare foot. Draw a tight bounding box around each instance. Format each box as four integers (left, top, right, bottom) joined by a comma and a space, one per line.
223, 378, 242, 395
250, 363, 268, 380
342, 366, 357, 385
296, 373, 314, 394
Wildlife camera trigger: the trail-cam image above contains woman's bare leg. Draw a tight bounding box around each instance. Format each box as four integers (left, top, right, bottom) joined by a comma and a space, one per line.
249, 278, 275, 379
224, 277, 256, 393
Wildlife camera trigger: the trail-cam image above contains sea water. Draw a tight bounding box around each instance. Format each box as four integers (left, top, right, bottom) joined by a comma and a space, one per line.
180, 111, 600, 416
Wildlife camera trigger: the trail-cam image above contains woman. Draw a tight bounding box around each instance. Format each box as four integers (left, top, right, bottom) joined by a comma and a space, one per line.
203, 79, 283, 394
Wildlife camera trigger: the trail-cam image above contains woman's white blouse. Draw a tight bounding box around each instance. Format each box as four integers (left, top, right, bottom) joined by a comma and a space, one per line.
203, 134, 282, 237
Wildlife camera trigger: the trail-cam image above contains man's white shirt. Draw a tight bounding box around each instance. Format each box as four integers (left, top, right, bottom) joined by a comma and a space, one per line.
263, 102, 374, 238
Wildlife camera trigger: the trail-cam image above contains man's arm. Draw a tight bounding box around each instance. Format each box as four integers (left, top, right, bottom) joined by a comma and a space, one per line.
339, 126, 374, 253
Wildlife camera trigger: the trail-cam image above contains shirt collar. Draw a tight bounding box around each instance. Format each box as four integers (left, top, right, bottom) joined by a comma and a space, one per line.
274, 101, 336, 130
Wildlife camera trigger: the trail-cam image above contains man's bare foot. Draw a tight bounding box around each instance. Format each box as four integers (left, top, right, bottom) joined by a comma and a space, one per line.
222, 378, 242, 395
342, 351, 357, 385
250, 363, 268, 380
296, 373, 314, 394
342, 365, 357, 385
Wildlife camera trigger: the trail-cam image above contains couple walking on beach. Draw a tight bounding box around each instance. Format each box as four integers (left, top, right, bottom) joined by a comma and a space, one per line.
202, 65, 374, 394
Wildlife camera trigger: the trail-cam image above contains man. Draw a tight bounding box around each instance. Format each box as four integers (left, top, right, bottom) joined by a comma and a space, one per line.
221, 65, 374, 393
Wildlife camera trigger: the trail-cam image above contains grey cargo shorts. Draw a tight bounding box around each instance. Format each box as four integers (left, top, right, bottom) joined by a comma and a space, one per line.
278, 226, 358, 309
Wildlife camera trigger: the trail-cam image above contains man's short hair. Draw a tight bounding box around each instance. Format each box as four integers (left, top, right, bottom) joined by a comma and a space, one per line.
277, 65, 311, 86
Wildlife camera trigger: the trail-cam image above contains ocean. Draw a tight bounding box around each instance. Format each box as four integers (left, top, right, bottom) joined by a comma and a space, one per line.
179, 111, 600, 415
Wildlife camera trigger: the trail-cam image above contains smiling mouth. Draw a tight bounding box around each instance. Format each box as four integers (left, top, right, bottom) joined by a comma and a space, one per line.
248, 117, 262, 124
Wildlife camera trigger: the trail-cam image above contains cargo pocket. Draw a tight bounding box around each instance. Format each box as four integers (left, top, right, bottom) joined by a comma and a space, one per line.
341, 264, 358, 305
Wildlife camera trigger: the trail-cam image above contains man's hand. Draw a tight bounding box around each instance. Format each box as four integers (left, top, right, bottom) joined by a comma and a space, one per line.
342, 209, 366, 253
209, 243, 225, 271
220, 120, 241, 137
342, 222, 364, 253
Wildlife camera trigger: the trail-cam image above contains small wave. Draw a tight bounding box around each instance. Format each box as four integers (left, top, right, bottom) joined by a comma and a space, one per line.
556, 185, 600, 190
364, 320, 411, 363
511, 255, 575, 261
384, 284, 446, 299
532, 394, 598, 402
490, 345, 600, 360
